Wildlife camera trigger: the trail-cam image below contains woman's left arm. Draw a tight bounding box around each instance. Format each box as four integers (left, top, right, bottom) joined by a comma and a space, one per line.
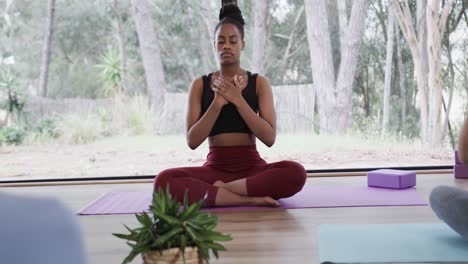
234, 75, 277, 147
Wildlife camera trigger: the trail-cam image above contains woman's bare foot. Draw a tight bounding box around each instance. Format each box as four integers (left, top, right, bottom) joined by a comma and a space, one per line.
250, 196, 281, 207
214, 187, 281, 207
213, 179, 248, 196
213, 180, 224, 188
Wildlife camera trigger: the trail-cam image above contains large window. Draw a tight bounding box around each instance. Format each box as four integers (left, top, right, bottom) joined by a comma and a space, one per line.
1, 0, 465, 181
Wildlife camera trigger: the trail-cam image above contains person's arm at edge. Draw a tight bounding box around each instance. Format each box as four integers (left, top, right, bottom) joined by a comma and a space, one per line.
186, 77, 224, 150
233, 75, 276, 147
459, 116, 468, 164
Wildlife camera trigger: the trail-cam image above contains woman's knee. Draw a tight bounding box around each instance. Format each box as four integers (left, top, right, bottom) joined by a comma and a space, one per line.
153, 169, 177, 191
281, 160, 307, 192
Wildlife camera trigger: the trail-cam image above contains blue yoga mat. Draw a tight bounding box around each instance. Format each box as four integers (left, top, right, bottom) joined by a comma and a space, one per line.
318, 223, 468, 263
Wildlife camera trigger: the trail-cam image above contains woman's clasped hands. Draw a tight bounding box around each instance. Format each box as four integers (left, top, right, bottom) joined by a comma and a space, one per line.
211, 74, 247, 107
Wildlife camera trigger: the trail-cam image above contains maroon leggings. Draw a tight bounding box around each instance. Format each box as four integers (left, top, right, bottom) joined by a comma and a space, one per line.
153, 145, 307, 207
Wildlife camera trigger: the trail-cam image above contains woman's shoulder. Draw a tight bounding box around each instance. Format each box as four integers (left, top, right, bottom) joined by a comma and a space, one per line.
189, 77, 204, 94
246, 71, 267, 81
252, 74, 271, 88
191, 77, 203, 86
189, 72, 215, 93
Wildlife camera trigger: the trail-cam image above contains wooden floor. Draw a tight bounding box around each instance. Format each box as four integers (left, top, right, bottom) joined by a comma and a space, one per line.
2, 173, 468, 264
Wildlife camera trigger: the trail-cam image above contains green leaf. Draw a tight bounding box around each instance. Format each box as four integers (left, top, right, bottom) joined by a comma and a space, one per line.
206, 242, 226, 251
199, 230, 232, 242
135, 213, 144, 224
141, 212, 153, 226
180, 234, 187, 249
113, 232, 137, 241
126, 241, 137, 249
165, 185, 172, 200
185, 225, 201, 242
195, 242, 210, 260
166, 195, 181, 217
186, 221, 202, 230
179, 200, 204, 221
152, 210, 182, 225
121, 249, 140, 264
190, 212, 216, 223
205, 223, 217, 230
183, 190, 189, 210
113, 225, 140, 241
151, 227, 184, 248
212, 248, 219, 258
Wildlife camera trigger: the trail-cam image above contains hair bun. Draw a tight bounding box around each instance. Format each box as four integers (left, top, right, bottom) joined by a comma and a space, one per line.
219, 4, 245, 26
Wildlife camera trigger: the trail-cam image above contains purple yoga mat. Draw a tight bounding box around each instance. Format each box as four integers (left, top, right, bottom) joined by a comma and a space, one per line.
78, 185, 427, 215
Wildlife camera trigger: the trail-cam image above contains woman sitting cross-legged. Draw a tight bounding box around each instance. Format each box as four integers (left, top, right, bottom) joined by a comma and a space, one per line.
153, 4, 306, 207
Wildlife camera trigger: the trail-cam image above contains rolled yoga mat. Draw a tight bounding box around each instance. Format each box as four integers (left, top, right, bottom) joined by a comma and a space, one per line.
78, 185, 426, 215
318, 223, 468, 263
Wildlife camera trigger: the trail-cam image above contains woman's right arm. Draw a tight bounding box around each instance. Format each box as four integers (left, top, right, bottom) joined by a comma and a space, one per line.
459, 117, 468, 164
186, 77, 225, 150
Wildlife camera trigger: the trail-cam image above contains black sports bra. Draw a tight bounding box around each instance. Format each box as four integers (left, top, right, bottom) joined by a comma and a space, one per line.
200, 72, 258, 136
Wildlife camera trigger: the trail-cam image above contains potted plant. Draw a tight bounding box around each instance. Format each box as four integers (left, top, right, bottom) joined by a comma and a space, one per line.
113, 187, 232, 264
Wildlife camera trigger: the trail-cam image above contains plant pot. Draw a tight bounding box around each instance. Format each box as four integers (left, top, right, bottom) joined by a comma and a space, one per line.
142, 247, 205, 264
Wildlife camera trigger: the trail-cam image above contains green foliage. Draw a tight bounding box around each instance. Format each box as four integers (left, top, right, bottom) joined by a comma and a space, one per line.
113, 187, 232, 264
0, 68, 27, 127
56, 113, 103, 144
126, 95, 154, 135
34, 115, 61, 138
48, 0, 113, 98
95, 48, 123, 95
0, 68, 16, 90
23, 116, 62, 144
0, 127, 26, 145
99, 95, 154, 136
400, 110, 421, 139
48, 57, 106, 99
154, 0, 217, 92
266, 1, 312, 85
351, 114, 382, 139
13, 96, 155, 146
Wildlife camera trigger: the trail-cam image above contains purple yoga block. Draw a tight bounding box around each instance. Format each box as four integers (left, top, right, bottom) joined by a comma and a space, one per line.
455, 150, 462, 165
454, 164, 468, 179
367, 169, 416, 189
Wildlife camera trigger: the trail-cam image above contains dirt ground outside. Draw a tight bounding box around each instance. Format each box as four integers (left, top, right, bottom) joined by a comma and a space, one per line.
0, 134, 454, 181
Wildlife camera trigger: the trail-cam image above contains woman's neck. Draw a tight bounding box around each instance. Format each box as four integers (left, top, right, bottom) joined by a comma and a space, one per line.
219, 64, 242, 78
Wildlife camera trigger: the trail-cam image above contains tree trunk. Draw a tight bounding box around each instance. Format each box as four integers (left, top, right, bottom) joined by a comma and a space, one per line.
335, 0, 369, 131
396, 31, 407, 127
383, 1, 395, 133
427, 0, 441, 145
38, 0, 56, 97
280, 5, 304, 81
305, 0, 368, 134
280, 6, 305, 83
427, 0, 454, 146
130, 0, 166, 108
364, 65, 371, 117
416, 0, 430, 143
251, 0, 269, 74
374, 0, 388, 41
394, 0, 454, 146
305, 0, 336, 134
199, 3, 218, 70
395, 0, 428, 141
111, 0, 127, 92
441, 3, 458, 146
394, 0, 428, 141
3, 0, 14, 29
